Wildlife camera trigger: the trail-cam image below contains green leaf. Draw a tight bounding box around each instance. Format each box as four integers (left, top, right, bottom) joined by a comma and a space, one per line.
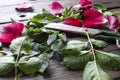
95, 50, 120, 70
62, 7, 75, 18
117, 15, 120, 18
47, 32, 57, 45
10, 37, 32, 54
62, 7, 71, 17
32, 14, 45, 20
47, 51, 55, 58
32, 43, 41, 52
29, 13, 49, 26
29, 18, 45, 27
62, 50, 92, 69
34, 32, 49, 43
112, 11, 120, 18
91, 39, 107, 48
33, 28, 41, 32
65, 40, 88, 51
38, 53, 49, 73
94, 4, 107, 12
0, 56, 15, 76
83, 61, 111, 80
104, 11, 113, 16
18, 56, 42, 74
42, 9, 58, 21
64, 40, 88, 53
58, 33, 67, 42
95, 31, 120, 42
0, 50, 7, 55
63, 49, 80, 56
51, 40, 63, 51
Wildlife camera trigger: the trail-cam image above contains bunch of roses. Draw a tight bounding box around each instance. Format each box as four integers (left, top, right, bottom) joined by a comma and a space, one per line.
48, 0, 120, 30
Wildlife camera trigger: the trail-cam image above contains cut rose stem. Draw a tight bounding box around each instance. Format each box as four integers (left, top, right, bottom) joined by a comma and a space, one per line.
85, 30, 96, 60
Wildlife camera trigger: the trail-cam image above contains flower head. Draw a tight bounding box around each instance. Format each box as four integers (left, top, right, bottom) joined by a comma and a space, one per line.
82, 9, 105, 28
79, 0, 93, 9
48, 1, 64, 15
0, 23, 24, 44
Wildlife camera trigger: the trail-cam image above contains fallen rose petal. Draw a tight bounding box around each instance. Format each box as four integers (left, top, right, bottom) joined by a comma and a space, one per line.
0, 23, 24, 44
83, 9, 105, 28
62, 18, 82, 37
79, 0, 93, 9
15, 2, 33, 12
3, 23, 24, 35
107, 15, 120, 29
0, 33, 19, 42
62, 18, 82, 27
48, 1, 64, 15
114, 23, 120, 29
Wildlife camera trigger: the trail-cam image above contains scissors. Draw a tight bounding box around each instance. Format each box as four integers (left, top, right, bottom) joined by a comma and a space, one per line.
44, 23, 111, 36
0, 13, 38, 24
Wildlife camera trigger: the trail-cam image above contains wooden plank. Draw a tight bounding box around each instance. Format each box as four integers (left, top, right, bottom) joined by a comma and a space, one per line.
0, 0, 120, 15
92, 0, 120, 9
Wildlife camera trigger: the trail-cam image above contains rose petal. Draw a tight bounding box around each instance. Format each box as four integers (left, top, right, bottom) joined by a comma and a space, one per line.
3, 23, 24, 35
62, 18, 82, 37
0, 33, 20, 42
0, 23, 24, 43
79, 0, 93, 8
83, 9, 105, 28
114, 23, 120, 29
15, 2, 33, 12
107, 15, 120, 29
62, 18, 82, 27
48, 1, 64, 15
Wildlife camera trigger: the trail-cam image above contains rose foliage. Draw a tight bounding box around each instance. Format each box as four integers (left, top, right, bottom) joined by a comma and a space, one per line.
0, 0, 120, 80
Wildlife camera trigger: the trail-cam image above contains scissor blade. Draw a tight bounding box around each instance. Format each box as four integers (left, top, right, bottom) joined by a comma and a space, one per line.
45, 23, 101, 36
0, 13, 38, 24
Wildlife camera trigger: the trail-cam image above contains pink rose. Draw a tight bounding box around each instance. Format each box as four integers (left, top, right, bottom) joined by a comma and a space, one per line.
0, 23, 24, 45
107, 15, 120, 30
79, 0, 93, 9
48, 1, 64, 15
82, 9, 105, 28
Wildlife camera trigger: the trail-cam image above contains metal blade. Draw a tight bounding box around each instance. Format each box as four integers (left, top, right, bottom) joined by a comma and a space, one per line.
45, 23, 101, 36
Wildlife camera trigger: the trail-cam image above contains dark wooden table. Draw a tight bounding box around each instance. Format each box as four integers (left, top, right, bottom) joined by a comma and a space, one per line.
0, 0, 120, 80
